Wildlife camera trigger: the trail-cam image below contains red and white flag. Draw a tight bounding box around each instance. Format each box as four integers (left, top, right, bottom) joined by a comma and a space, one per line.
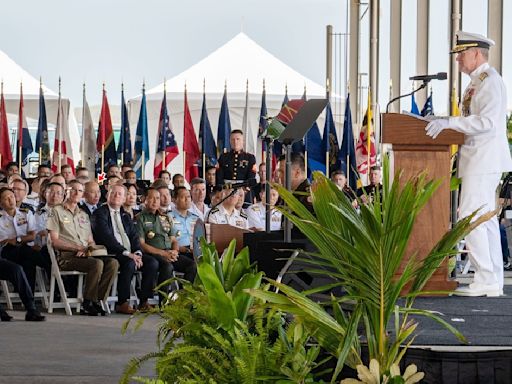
183, 87, 200, 182
52, 95, 74, 173
0, 86, 13, 168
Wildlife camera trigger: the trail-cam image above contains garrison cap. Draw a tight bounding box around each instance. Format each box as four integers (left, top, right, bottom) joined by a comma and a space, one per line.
451, 31, 495, 54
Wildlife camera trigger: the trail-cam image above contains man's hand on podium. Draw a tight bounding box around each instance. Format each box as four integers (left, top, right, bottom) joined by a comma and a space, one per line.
425, 119, 450, 139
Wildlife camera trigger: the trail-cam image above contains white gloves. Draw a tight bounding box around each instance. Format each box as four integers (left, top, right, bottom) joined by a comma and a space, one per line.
425, 119, 450, 139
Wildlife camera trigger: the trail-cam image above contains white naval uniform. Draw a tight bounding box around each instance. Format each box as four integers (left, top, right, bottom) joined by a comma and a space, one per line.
0, 207, 37, 246
189, 202, 211, 222
208, 204, 249, 229
448, 62, 512, 289
246, 202, 282, 231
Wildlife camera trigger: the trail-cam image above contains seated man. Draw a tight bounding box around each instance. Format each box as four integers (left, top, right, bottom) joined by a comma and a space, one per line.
170, 187, 199, 256
61, 164, 75, 184
246, 186, 282, 231
9, 178, 35, 213
92, 184, 159, 314
136, 188, 196, 299
357, 166, 382, 204
80, 180, 102, 217
47, 180, 119, 316
208, 188, 249, 229
0, 258, 45, 321
0, 187, 51, 292
189, 178, 210, 221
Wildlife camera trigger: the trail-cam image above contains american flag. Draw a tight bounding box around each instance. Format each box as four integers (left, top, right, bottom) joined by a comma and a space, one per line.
154, 91, 179, 179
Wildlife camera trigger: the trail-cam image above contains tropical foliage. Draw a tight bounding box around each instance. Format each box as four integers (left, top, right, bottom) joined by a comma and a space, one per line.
121, 239, 324, 384
248, 158, 491, 382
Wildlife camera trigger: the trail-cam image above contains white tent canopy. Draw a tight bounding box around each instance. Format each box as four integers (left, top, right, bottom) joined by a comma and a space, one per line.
128, 32, 342, 180
0, 49, 80, 169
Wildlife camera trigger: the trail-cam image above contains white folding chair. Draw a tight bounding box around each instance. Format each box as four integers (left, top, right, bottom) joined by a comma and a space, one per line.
0, 267, 49, 310
47, 238, 86, 316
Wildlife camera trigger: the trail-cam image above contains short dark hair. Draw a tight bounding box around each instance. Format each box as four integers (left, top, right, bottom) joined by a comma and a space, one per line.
190, 178, 206, 188
61, 164, 72, 171
144, 187, 158, 197
172, 173, 184, 183
206, 165, 216, 173
279, 153, 305, 173
0, 186, 13, 199
47, 181, 65, 191
38, 164, 51, 172
331, 170, 346, 178
231, 129, 243, 136
5, 162, 18, 171
121, 163, 132, 169
75, 166, 88, 173
107, 163, 119, 172
124, 182, 139, 195
158, 170, 171, 178
174, 186, 188, 197
125, 169, 136, 177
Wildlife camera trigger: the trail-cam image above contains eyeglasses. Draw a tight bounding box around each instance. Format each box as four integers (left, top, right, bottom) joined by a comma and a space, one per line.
11, 187, 26, 192
48, 191, 64, 196
69, 188, 84, 194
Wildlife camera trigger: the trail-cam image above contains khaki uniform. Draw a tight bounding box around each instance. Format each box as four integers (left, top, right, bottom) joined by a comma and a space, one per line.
46, 204, 118, 302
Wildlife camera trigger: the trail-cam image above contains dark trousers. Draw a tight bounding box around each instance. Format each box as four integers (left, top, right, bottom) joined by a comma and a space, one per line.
2, 244, 51, 293
500, 224, 510, 263
115, 254, 159, 304
0, 258, 36, 312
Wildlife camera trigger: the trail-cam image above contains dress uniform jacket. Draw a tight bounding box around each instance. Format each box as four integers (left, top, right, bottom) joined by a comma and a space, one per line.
170, 210, 199, 247
208, 204, 249, 229
246, 202, 282, 231
216, 150, 257, 184
0, 207, 36, 246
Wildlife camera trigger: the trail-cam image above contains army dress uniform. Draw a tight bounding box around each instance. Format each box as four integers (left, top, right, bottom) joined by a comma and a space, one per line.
135, 209, 196, 283
0, 207, 50, 292
216, 150, 257, 185
46, 204, 119, 303
208, 204, 249, 229
246, 202, 282, 231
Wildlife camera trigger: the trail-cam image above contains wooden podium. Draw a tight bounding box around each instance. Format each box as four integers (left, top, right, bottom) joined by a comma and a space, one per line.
206, 223, 252, 254
381, 113, 465, 292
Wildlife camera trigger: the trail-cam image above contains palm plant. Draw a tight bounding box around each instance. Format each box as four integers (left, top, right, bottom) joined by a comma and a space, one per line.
121, 239, 324, 383
248, 159, 493, 382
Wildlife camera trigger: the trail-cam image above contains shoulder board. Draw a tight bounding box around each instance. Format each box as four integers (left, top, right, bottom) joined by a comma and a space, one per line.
250, 205, 260, 212
210, 207, 220, 214
479, 72, 489, 82
0, 212, 3, 218
19, 207, 29, 213
37, 207, 47, 214
240, 211, 248, 219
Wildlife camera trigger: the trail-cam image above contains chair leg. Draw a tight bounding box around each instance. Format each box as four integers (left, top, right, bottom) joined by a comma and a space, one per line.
36, 268, 49, 309
48, 276, 55, 313
1, 280, 13, 310
54, 269, 72, 316
76, 275, 84, 314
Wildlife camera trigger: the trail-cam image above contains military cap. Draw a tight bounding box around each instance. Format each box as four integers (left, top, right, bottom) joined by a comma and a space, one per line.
451, 31, 495, 54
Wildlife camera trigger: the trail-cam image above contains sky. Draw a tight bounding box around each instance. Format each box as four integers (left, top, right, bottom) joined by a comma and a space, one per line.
0, 0, 510, 117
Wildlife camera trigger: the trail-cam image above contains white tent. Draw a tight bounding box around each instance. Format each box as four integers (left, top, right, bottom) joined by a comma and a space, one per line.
0, 49, 80, 170
127, 32, 343, 180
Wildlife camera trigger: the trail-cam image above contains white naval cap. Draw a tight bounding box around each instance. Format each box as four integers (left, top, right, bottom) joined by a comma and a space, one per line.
451, 31, 495, 54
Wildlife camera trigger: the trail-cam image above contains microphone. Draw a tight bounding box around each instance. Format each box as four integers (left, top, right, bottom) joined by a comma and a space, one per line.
222, 178, 257, 190
409, 72, 447, 82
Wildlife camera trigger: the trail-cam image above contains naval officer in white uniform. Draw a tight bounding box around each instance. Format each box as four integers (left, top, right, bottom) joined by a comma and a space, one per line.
426, 31, 512, 297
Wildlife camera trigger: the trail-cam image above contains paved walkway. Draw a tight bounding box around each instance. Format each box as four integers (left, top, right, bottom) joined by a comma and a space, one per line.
0, 311, 159, 384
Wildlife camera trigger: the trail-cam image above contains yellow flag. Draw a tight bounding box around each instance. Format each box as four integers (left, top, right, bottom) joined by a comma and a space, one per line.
450, 86, 460, 156
366, 90, 372, 160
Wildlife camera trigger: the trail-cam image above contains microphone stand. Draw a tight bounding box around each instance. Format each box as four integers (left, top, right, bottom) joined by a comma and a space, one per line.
386, 82, 427, 113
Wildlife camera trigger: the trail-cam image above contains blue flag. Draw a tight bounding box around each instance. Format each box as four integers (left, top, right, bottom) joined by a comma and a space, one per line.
421, 91, 434, 116
321, 102, 340, 174
305, 122, 324, 174
411, 94, 420, 115
339, 94, 359, 189
35, 86, 50, 166
17, 87, 33, 168
199, 91, 217, 171
217, 87, 231, 155
117, 88, 133, 164
259, 83, 268, 151
134, 87, 149, 178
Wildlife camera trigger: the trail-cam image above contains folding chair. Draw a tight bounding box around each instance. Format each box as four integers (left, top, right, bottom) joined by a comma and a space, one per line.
47, 238, 86, 316
0, 267, 49, 310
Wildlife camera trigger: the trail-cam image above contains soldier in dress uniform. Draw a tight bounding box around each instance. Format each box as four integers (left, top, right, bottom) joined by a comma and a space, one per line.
0, 187, 50, 292
205, 166, 216, 206
170, 187, 199, 256
136, 188, 196, 295
216, 130, 257, 204
246, 186, 282, 231
426, 31, 512, 297
208, 188, 249, 229
9, 179, 36, 213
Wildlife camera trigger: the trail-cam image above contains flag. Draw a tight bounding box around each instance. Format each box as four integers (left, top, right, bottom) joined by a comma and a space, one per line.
153, 91, 179, 179
134, 86, 149, 178
355, 93, 377, 176
80, 87, 96, 175
243, 80, 256, 155
0, 86, 13, 169
271, 90, 289, 170
292, 89, 307, 154
96, 88, 117, 174
17, 84, 33, 170
339, 94, 359, 189
183, 87, 200, 182
117, 86, 133, 164
217, 85, 231, 155
199, 90, 217, 172
410, 93, 420, 115
258, 80, 268, 155
321, 102, 340, 175
421, 91, 434, 116
305, 122, 324, 174
35, 84, 50, 166
450, 86, 460, 156
51, 92, 74, 173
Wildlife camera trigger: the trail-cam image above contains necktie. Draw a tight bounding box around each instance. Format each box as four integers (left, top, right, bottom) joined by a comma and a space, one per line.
114, 211, 131, 252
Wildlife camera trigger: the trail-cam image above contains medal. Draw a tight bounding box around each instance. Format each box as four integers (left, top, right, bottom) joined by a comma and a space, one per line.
147, 231, 155, 239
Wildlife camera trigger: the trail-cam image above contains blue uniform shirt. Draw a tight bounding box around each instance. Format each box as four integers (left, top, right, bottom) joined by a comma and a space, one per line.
170, 209, 199, 247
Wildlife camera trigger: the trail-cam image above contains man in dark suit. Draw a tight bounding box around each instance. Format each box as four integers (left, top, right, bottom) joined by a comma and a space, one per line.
91, 184, 159, 314
80, 181, 101, 218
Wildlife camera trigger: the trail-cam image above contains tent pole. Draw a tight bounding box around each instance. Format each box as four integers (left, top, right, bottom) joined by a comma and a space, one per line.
142, 151, 145, 179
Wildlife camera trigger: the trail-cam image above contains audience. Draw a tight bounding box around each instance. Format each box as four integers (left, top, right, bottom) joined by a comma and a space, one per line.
80, 181, 101, 217
170, 186, 199, 257
189, 178, 210, 221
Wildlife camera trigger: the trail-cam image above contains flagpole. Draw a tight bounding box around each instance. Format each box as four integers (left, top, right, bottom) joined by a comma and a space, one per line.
366, 89, 371, 184
58, 78, 62, 172
162, 79, 166, 173
142, 80, 146, 180
82, 82, 86, 168
38, 77, 42, 166
121, 82, 124, 166
101, 82, 105, 176
18, 82, 23, 173
0, 80, 3, 169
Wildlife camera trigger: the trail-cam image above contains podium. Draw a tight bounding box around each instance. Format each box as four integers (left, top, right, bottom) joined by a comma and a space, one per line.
206, 223, 251, 254
381, 113, 465, 292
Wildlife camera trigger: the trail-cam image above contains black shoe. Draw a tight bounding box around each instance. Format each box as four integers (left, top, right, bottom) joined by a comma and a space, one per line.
25, 310, 46, 322
0, 310, 13, 322
92, 302, 107, 317
82, 300, 99, 316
